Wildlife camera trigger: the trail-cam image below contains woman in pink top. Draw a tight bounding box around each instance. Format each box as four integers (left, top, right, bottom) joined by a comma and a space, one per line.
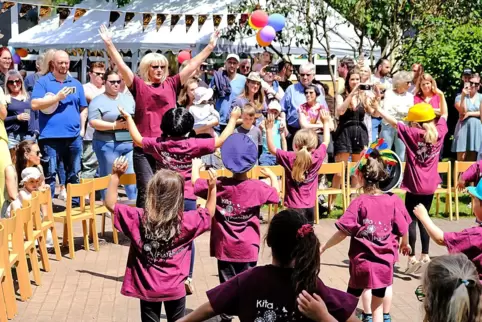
105, 156, 217, 322
413, 73, 448, 115
375, 102, 448, 275
321, 150, 411, 322
99, 25, 220, 209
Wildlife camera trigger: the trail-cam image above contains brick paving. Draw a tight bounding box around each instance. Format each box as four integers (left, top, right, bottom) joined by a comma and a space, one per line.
11, 210, 474, 322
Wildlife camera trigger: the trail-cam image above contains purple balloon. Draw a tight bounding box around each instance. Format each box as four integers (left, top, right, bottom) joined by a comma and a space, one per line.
267, 14, 285, 32
12, 54, 21, 64
259, 25, 276, 43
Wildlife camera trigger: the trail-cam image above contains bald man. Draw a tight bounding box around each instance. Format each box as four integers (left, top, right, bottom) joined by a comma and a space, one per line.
31, 50, 87, 203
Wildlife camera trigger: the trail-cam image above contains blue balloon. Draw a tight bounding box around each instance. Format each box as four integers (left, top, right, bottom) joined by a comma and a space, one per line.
267, 14, 285, 32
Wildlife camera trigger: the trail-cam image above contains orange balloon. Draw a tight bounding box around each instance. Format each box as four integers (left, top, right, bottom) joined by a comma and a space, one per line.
256, 31, 271, 47
248, 16, 260, 30
16, 48, 28, 58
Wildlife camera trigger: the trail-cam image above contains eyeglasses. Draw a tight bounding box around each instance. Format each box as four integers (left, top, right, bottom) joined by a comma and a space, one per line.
470, 81, 480, 87
415, 285, 425, 302
151, 65, 166, 70
240, 65, 250, 70
93, 72, 105, 77
300, 73, 312, 77
107, 80, 121, 85
7, 79, 21, 86
0, 57, 12, 62
304, 91, 315, 95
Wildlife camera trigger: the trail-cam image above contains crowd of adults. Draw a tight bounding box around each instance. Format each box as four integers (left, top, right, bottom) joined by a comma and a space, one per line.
0, 33, 481, 215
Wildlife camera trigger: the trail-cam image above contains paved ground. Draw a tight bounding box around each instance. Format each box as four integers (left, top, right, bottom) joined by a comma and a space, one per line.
11, 209, 473, 322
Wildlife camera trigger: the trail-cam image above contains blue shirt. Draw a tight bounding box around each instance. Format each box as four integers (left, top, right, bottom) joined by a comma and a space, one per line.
32, 73, 87, 139
211, 74, 246, 126
281, 83, 327, 128
262, 119, 281, 154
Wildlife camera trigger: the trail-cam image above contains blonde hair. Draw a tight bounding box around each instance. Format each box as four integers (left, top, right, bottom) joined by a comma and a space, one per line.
242, 103, 257, 116
4, 69, 28, 101
422, 121, 438, 144
415, 73, 438, 97
39, 49, 56, 75
423, 253, 482, 322
292, 129, 318, 182
138, 53, 169, 84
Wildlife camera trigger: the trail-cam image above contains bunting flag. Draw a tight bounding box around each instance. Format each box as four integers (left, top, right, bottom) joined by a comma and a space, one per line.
38, 5, 51, 19
227, 14, 235, 27
108, 11, 120, 27
185, 14, 194, 33
1, 2, 15, 14
213, 14, 222, 28
198, 15, 207, 32
19, 4, 33, 18
73, 8, 86, 22
142, 13, 152, 31
170, 14, 180, 31
57, 7, 71, 26
124, 12, 135, 27
239, 13, 248, 27
156, 14, 166, 31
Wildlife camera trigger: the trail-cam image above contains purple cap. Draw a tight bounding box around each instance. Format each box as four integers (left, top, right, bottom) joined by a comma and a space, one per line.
221, 133, 258, 174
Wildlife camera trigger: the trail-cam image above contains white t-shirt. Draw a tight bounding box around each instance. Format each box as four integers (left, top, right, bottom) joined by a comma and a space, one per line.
383, 89, 414, 122
83, 82, 105, 141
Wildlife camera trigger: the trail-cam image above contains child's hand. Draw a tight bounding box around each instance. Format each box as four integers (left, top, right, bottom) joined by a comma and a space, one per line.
457, 178, 466, 191
230, 106, 242, 120
259, 167, 275, 178
112, 156, 128, 176
266, 113, 275, 130
192, 158, 205, 171
320, 244, 326, 255
399, 243, 412, 256
413, 204, 429, 220
117, 106, 131, 119
320, 110, 331, 123
207, 168, 217, 189
297, 291, 331, 322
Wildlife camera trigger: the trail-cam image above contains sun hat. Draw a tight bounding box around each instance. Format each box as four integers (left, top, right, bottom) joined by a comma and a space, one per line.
225, 54, 240, 63
247, 72, 262, 83
403, 103, 436, 123
221, 133, 258, 174
40, 92, 59, 114
193, 87, 214, 105
20, 167, 43, 184
468, 180, 482, 201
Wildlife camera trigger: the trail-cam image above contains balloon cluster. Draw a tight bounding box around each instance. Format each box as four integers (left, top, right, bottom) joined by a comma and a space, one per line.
248, 11, 285, 47
4, 46, 28, 64
177, 50, 191, 64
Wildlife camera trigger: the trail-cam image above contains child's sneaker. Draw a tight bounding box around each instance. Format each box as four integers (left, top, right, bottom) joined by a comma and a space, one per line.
405, 258, 421, 274
383, 313, 391, 322
361, 313, 373, 322
416, 257, 431, 274
185, 277, 194, 295
58, 188, 67, 201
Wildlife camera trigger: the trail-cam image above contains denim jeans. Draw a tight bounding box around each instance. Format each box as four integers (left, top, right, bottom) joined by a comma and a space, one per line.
81, 141, 99, 179
92, 139, 137, 200
39, 136, 82, 204
133, 147, 157, 209
7, 132, 37, 149
371, 117, 382, 141
259, 153, 277, 166
380, 123, 406, 161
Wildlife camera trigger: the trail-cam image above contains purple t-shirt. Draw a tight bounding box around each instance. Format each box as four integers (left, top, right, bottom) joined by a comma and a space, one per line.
113, 203, 211, 301
194, 178, 279, 262
335, 194, 411, 289
444, 226, 482, 279
207, 265, 358, 322
461, 161, 482, 184
142, 137, 215, 200
130, 75, 181, 137
276, 144, 327, 208
398, 117, 448, 195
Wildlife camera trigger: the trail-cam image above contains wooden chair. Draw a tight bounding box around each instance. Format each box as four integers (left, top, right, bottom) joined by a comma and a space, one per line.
24, 193, 51, 272
346, 161, 358, 205
453, 161, 475, 221
53, 180, 98, 259
315, 162, 346, 224
0, 223, 17, 319
434, 161, 453, 220
15, 203, 42, 286
81, 176, 118, 244
118, 174, 137, 207
36, 188, 62, 261
0, 213, 32, 301
252, 165, 286, 222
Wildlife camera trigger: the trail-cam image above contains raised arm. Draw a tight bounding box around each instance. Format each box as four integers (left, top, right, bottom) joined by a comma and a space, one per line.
413, 204, 445, 246
259, 167, 280, 194
372, 100, 397, 128
179, 31, 219, 85
319, 110, 331, 147
99, 25, 134, 87
214, 106, 241, 148
336, 84, 359, 116
438, 91, 448, 120
265, 113, 278, 155
105, 156, 128, 213
205, 168, 217, 217
118, 106, 143, 147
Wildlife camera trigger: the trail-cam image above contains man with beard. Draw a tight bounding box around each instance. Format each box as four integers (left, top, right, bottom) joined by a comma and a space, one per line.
31, 50, 87, 203
277, 60, 294, 91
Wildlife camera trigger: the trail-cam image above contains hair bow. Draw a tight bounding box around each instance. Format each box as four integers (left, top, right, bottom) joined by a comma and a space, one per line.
459, 279, 475, 287
351, 138, 399, 176
297, 224, 313, 238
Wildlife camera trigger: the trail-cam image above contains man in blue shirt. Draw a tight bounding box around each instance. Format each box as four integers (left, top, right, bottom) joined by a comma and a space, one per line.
31, 50, 87, 202
281, 62, 327, 150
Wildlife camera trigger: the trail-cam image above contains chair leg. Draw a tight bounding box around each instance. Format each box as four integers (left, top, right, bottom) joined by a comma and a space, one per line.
37, 233, 51, 272
16, 254, 33, 300
314, 195, 319, 225
49, 226, 62, 261
448, 191, 453, 221
101, 213, 106, 237
111, 215, 119, 245
454, 191, 459, 222
67, 222, 75, 259
62, 222, 68, 248
0, 284, 9, 322
28, 246, 42, 286
435, 193, 440, 215
82, 220, 89, 251
90, 218, 100, 252
2, 271, 17, 319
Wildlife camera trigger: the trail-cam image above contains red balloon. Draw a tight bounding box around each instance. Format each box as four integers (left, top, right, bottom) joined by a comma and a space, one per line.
178, 50, 191, 64
250, 10, 268, 29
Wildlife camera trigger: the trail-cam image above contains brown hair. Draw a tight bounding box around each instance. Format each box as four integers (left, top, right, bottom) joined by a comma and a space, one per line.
359, 150, 389, 194
89, 61, 105, 71
241, 80, 265, 113
15, 140, 37, 182
242, 103, 257, 117
177, 78, 198, 107
292, 129, 318, 183
415, 73, 438, 97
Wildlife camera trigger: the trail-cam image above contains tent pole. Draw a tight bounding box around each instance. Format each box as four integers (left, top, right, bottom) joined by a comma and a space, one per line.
81, 50, 87, 84
11, 5, 19, 38
132, 50, 139, 74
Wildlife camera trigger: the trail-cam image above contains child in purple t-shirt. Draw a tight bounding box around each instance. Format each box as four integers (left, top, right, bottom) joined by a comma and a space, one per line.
413, 178, 482, 280
178, 209, 359, 322
104, 156, 217, 321
192, 133, 280, 322
375, 102, 448, 274
457, 160, 482, 190
265, 110, 332, 224
321, 150, 411, 322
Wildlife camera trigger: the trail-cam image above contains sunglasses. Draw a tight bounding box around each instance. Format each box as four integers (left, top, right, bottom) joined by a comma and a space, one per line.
300, 73, 312, 77
240, 65, 250, 70
151, 65, 166, 70
470, 81, 480, 86
415, 285, 425, 302
7, 79, 21, 85
304, 91, 316, 95
93, 72, 105, 77
107, 80, 121, 85
31, 150, 41, 156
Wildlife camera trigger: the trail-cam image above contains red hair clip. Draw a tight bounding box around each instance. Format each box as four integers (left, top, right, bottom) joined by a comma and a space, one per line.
297, 224, 313, 238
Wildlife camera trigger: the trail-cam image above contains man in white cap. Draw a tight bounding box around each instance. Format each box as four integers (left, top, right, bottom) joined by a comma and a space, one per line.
210, 53, 246, 133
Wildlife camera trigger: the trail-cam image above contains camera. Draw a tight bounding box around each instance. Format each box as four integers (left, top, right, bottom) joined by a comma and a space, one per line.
359, 84, 373, 91
201, 64, 214, 72
266, 65, 278, 73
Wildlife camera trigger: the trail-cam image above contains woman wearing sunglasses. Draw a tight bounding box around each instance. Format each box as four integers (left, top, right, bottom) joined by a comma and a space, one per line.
3, 69, 39, 159
88, 69, 136, 201
99, 25, 220, 209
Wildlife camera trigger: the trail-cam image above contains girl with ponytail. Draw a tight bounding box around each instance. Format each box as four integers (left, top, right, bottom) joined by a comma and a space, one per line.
321, 146, 412, 322
265, 110, 332, 224
375, 102, 448, 275
179, 209, 359, 322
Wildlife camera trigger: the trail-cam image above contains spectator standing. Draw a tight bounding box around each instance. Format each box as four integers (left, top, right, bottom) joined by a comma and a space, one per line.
414, 74, 447, 114
336, 57, 355, 95
0, 48, 14, 89
24, 54, 44, 95
178, 78, 198, 109
31, 50, 87, 202
409, 63, 424, 94
277, 60, 294, 91
80, 62, 105, 180
238, 57, 251, 76
230, 72, 266, 125
260, 66, 284, 102
372, 59, 392, 89
252, 51, 272, 72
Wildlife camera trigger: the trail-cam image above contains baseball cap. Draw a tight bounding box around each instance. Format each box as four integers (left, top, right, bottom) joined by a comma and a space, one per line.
20, 167, 43, 184
463, 68, 473, 76
221, 134, 258, 174
225, 54, 240, 63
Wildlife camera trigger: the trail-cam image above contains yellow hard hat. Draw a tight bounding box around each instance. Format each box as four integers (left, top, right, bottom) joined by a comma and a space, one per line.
403, 103, 436, 123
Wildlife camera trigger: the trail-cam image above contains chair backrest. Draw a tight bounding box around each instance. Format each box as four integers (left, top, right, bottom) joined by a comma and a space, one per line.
454, 161, 475, 177
66, 181, 95, 214
0, 224, 4, 270
318, 161, 345, 175
37, 187, 55, 222
438, 161, 450, 173
16, 203, 34, 241
0, 213, 22, 254
82, 175, 111, 191
119, 173, 136, 186
199, 169, 224, 179
26, 192, 42, 231
252, 165, 286, 201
